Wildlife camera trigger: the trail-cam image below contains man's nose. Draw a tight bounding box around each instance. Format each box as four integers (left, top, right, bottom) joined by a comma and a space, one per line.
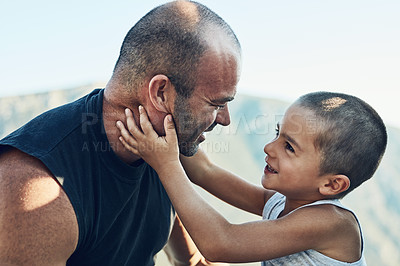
216, 105, 231, 126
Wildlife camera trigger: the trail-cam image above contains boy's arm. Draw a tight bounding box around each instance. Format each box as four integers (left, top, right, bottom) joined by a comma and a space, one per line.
116, 107, 353, 263
180, 150, 269, 216
159, 166, 344, 263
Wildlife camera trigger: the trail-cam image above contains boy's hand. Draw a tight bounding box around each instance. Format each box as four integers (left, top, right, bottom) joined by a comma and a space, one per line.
117, 106, 179, 172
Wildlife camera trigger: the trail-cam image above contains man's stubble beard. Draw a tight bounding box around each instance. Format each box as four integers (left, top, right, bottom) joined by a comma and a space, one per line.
173, 96, 203, 157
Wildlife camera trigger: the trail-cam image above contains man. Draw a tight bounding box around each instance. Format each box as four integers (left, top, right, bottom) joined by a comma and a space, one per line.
0, 1, 241, 265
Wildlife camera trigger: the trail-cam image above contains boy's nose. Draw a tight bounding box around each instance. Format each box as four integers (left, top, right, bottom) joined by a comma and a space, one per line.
264, 143, 269, 154
264, 141, 276, 156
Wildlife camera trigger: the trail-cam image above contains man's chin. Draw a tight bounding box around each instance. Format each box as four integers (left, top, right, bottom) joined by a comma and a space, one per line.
178, 133, 207, 157
178, 142, 200, 157
197, 133, 206, 143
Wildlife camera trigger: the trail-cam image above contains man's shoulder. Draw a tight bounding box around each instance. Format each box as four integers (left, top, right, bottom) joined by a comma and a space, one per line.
0, 147, 67, 201
0, 147, 79, 265
0, 90, 101, 158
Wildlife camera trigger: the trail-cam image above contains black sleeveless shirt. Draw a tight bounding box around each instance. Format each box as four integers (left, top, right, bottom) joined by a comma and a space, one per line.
0, 89, 174, 265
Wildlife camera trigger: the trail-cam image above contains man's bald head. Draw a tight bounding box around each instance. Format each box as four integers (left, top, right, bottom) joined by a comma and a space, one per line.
112, 0, 241, 98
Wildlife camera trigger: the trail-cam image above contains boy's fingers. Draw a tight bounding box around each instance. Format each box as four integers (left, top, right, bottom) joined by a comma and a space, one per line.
117, 120, 138, 148
164, 114, 178, 144
119, 136, 140, 156
125, 108, 142, 138
138, 106, 157, 137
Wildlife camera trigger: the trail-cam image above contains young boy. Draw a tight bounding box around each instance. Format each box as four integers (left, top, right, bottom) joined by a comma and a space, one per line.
116, 92, 387, 265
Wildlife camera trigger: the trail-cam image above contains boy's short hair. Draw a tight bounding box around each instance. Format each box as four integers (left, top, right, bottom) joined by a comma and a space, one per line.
295, 91, 387, 198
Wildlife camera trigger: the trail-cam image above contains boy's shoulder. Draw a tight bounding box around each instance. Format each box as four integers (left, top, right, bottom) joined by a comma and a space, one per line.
293, 203, 358, 227
266, 193, 358, 227
288, 203, 362, 261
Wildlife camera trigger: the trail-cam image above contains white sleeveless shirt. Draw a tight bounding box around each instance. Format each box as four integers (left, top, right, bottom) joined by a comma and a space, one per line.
262, 193, 367, 266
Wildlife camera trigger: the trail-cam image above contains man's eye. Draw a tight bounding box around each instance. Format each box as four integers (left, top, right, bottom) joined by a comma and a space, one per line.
285, 142, 295, 153
214, 104, 226, 110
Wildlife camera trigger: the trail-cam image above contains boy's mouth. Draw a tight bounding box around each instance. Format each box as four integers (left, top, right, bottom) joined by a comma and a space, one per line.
266, 163, 278, 174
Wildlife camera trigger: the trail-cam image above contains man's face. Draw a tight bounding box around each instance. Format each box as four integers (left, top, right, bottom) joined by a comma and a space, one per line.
172, 49, 240, 156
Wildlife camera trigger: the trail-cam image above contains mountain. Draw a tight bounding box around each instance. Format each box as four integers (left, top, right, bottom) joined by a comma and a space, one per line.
0, 87, 399, 266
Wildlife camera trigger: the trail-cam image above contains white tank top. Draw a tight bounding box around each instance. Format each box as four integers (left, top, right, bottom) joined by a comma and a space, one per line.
262, 192, 367, 266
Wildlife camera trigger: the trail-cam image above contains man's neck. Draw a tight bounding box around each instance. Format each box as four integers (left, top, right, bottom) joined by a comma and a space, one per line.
102, 88, 142, 165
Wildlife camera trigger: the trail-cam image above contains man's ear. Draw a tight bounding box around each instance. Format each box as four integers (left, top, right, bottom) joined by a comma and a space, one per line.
319, 174, 350, 196
148, 74, 174, 113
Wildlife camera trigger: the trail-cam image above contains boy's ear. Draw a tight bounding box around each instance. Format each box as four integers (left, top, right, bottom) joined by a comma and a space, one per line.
148, 74, 174, 113
319, 174, 350, 196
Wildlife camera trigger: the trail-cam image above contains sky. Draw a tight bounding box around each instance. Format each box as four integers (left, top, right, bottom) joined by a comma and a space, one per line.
0, 0, 399, 128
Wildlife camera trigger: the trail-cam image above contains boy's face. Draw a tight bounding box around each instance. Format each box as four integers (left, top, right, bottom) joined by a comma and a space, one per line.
261, 105, 325, 201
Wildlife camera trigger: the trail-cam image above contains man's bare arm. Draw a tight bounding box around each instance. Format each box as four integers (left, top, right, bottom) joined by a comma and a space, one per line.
0, 148, 78, 265
163, 216, 227, 266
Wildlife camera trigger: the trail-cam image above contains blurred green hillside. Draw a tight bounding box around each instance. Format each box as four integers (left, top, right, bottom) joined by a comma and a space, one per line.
0, 87, 399, 266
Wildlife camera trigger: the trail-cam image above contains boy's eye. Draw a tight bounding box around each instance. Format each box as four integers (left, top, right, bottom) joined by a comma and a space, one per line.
285, 142, 295, 153
275, 124, 280, 137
